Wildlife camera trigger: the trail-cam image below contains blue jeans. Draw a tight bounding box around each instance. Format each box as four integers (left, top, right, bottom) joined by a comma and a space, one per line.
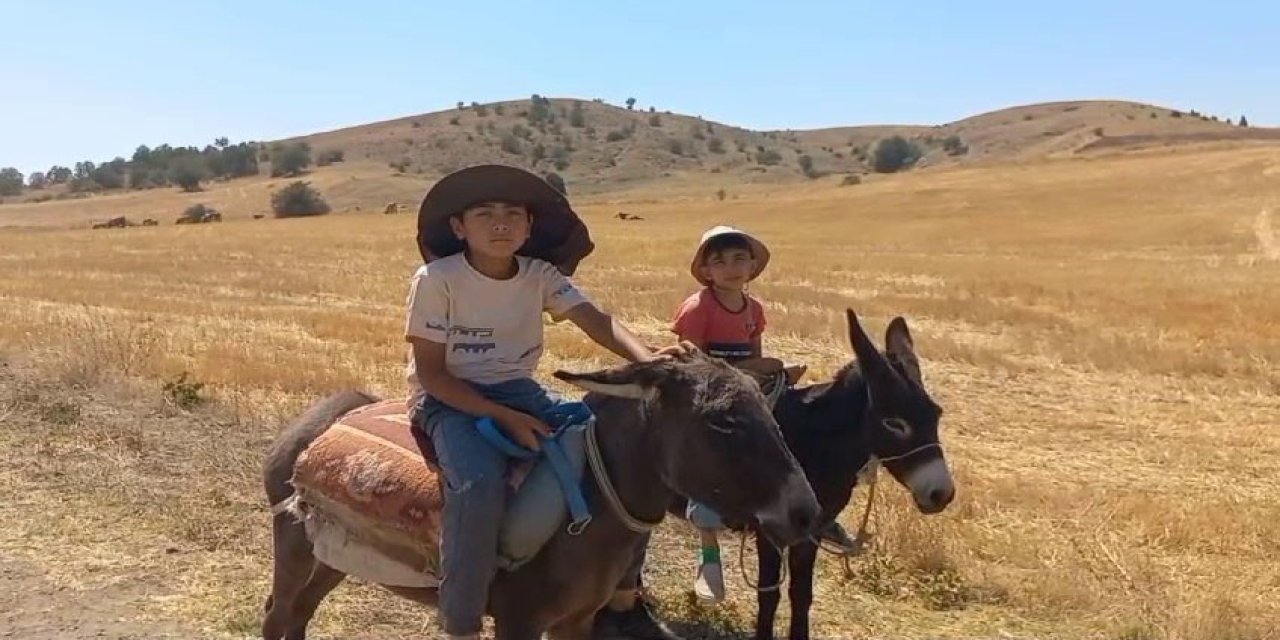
412, 377, 566, 636
686, 500, 724, 530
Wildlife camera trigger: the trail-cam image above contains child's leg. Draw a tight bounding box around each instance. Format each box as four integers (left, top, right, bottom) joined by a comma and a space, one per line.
416, 402, 509, 638
685, 500, 725, 601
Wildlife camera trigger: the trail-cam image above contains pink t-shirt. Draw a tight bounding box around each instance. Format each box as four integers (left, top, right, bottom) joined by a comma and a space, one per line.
671, 288, 766, 361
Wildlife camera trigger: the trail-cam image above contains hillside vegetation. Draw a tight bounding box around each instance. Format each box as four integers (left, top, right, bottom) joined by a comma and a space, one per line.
3, 97, 1273, 219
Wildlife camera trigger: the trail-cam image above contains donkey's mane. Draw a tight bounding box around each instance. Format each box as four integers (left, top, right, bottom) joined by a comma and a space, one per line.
785, 359, 869, 429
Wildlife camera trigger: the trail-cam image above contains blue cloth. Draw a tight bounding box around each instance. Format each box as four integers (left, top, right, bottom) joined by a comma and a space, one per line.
686, 500, 724, 530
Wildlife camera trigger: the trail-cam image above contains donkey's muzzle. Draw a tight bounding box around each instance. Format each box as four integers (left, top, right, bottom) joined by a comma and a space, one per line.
753, 471, 821, 547
907, 456, 955, 514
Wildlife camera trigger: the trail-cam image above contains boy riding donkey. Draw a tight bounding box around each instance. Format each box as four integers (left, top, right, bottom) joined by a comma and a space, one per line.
405, 164, 685, 640
671, 225, 861, 601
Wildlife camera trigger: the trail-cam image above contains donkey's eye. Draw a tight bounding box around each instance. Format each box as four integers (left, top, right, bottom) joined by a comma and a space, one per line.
882, 417, 912, 437
706, 421, 737, 435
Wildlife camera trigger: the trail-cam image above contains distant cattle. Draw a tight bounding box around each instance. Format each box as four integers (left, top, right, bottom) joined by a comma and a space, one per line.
92, 216, 129, 229
384, 202, 403, 214
177, 209, 222, 224
142, 218, 158, 226
616, 212, 645, 221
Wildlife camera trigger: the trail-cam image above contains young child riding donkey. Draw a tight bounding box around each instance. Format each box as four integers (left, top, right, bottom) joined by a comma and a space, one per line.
260, 164, 821, 640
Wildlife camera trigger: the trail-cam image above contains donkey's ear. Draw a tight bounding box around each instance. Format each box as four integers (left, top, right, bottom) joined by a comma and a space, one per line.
847, 308, 905, 397
885, 316, 923, 386
553, 362, 665, 400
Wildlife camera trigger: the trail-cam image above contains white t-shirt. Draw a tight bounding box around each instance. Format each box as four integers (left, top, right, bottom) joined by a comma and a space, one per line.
403, 253, 591, 409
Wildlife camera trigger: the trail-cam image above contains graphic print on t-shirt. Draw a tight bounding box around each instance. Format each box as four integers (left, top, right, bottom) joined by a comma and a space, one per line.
449, 325, 497, 354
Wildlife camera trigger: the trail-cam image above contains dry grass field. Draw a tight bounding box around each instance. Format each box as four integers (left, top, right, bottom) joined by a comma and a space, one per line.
1, 143, 1278, 639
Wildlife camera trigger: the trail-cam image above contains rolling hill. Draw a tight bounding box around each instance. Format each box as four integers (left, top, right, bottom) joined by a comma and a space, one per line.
283, 97, 1275, 187
2, 97, 1277, 228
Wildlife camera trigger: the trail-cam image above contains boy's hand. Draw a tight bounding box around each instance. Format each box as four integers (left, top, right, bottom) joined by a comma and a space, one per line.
495, 408, 552, 451
649, 341, 697, 361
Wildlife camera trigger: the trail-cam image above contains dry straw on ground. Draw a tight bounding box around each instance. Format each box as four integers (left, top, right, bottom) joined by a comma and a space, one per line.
0, 144, 1278, 639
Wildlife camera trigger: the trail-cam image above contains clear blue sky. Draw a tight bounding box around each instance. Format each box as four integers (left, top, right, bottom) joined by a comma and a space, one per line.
3, 0, 1275, 176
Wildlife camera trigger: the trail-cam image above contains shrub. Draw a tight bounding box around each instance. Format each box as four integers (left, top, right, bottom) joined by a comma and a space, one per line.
840, 174, 862, 186
870, 136, 922, 173
942, 135, 969, 156
271, 181, 330, 218
707, 137, 725, 154
270, 142, 311, 177
316, 149, 345, 166
648, 114, 661, 127
756, 149, 782, 166
798, 154, 815, 177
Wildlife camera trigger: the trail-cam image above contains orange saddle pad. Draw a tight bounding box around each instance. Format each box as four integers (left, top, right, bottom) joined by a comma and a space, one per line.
290, 400, 445, 575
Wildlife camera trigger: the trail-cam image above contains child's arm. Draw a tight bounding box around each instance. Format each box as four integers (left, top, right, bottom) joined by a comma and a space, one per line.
412, 338, 551, 449
562, 303, 656, 363
542, 264, 659, 363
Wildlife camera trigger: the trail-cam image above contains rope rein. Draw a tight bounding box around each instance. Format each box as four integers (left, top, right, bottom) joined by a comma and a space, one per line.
584, 417, 662, 534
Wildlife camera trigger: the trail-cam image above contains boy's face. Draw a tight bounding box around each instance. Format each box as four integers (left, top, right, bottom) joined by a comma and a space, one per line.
450, 201, 532, 259
701, 247, 756, 290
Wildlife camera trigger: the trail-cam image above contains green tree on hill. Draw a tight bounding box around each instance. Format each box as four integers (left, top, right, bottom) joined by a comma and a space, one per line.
46, 166, 71, 184
871, 136, 922, 173
171, 157, 208, 192
0, 168, 23, 196
270, 142, 312, 178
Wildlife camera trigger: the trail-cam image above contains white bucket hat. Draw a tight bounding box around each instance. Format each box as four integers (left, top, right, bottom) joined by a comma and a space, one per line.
689, 225, 771, 286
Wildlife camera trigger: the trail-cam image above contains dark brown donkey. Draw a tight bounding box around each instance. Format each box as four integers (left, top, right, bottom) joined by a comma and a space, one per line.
260, 349, 821, 640
745, 309, 957, 640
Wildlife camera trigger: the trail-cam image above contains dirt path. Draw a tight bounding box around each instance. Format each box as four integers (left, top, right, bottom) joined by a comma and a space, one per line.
0, 554, 211, 640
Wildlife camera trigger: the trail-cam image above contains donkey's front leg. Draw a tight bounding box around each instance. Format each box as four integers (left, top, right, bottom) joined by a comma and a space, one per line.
754, 542, 785, 640
785, 542, 819, 640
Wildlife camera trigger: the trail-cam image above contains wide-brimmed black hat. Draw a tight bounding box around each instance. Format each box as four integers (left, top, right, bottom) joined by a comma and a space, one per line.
416, 164, 595, 275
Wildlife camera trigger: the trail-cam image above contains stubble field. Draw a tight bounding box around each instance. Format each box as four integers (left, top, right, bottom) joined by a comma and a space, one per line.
0, 145, 1278, 639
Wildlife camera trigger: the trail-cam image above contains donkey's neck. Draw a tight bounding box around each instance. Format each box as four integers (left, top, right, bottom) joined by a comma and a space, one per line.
779, 362, 872, 432
589, 397, 672, 527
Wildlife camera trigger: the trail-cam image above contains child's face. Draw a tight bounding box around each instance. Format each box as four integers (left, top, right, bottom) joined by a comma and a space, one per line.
701, 247, 756, 290
450, 201, 532, 259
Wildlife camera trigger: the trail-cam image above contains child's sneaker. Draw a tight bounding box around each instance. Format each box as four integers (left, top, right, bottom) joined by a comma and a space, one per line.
818, 521, 861, 555
694, 559, 725, 601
